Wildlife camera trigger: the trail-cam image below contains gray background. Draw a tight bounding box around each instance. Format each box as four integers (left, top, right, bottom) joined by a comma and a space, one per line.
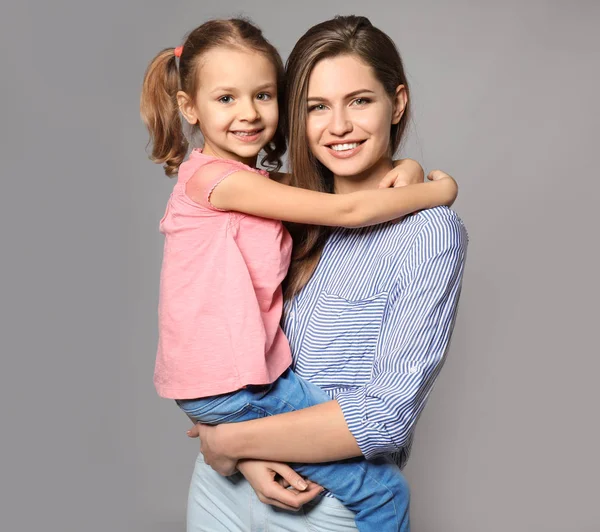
2, 1, 599, 531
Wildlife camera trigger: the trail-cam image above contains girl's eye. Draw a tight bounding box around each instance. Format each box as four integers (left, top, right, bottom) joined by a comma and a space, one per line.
256, 93, 271, 101
218, 95, 234, 104
308, 103, 327, 112
352, 97, 371, 106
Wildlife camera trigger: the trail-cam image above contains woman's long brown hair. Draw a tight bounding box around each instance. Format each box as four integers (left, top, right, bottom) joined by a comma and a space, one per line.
283, 15, 412, 299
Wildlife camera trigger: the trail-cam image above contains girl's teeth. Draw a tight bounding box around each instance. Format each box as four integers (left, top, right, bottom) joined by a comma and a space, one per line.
235, 131, 258, 136
330, 142, 360, 151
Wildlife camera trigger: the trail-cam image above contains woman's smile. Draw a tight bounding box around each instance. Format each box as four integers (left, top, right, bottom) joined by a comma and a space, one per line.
324, 139, 366, 158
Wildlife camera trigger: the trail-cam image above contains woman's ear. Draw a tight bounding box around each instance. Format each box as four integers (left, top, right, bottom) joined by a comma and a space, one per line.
177, 91, 198, 125
391, 84, 408, 125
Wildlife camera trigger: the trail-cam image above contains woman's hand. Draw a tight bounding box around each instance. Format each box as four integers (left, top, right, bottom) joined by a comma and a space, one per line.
187, 423, 238, 476
378, 158, 424, 188
237, 459, 324, 511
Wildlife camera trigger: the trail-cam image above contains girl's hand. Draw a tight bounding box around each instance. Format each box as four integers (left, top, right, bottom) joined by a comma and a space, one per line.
427, 169, 453, 181
237, 459, 324, 511
378, 158, 424, 189
427, 169, 458, 206
187, 423, 238, 476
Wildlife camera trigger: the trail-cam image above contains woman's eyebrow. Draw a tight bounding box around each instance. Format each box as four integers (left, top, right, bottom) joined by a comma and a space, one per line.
307, 89, 376, 102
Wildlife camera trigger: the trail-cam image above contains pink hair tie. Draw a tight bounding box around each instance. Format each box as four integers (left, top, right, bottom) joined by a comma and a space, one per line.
174, 46, 183, 58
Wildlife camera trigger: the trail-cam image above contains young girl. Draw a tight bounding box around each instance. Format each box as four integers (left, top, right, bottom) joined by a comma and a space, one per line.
140, 18, 457, 532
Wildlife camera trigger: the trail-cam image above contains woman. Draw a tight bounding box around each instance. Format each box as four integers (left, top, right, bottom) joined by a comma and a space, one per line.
185, 15, 468, 530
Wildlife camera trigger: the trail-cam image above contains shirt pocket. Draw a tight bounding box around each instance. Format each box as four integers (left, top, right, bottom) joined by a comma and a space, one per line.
297, 292, 387, 389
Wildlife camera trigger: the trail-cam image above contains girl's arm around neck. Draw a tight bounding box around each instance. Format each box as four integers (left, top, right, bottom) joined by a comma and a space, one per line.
187, 169, 457, 228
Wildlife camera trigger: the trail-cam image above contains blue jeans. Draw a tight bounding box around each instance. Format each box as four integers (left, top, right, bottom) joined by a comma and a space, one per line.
177, 369, 410, 532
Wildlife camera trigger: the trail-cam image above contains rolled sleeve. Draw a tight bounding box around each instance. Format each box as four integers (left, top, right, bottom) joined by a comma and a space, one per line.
336, 210, 468, 459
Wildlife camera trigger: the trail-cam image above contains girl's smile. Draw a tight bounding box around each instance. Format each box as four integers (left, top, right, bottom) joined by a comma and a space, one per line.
230, 128, 265, 143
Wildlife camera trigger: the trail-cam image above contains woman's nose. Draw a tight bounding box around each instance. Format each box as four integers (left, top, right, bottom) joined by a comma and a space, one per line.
328, 109, 352, 136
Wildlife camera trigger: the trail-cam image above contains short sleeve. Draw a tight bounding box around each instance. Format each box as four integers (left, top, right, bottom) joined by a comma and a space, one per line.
184, 160, 246, 212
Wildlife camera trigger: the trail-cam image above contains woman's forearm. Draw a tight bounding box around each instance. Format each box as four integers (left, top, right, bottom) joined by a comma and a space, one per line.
216, 400, 363, 463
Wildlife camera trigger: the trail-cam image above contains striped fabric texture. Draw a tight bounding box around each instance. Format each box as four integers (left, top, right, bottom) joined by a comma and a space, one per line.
283, 206, 469, 468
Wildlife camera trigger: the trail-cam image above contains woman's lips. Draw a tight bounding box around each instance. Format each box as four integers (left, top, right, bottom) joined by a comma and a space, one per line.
325, 140, 366, 159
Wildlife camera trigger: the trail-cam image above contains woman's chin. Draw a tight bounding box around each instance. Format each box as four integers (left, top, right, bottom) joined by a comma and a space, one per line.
316, 153, 364, 176
326, 159, 374, 180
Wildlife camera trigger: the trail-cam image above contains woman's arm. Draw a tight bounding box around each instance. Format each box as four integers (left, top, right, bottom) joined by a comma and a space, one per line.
187, 167, 456, 228
191, 400, 360, 469
189, 209, 468, 468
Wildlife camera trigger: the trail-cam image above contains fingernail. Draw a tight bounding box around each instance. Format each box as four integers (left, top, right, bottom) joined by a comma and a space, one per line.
298, 480, 308, 490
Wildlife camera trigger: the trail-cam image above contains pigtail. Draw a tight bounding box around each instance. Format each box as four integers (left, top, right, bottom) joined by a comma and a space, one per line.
261, 128, 286, 172
140, 48, 188, 177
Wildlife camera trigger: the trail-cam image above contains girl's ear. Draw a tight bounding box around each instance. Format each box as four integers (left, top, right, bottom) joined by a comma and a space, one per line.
177, 91, 198, 125
391, 84, 407, 125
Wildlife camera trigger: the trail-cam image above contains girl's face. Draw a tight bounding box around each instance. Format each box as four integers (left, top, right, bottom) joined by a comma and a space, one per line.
306, 54, 405, 186
179, 46, 279, 165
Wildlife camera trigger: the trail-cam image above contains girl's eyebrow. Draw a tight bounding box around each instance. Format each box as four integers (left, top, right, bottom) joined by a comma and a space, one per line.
255, 82, 277, 90
210, 82, 276, 95
307, 89, 376, 102
210, 86, 237, 94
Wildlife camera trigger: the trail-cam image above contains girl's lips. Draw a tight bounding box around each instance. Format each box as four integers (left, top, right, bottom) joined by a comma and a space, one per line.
325, 140, 366, 159
230, 129, 263, 142
231, 129, 264, 143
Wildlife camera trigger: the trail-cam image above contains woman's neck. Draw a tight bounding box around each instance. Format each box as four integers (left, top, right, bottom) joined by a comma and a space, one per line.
332, 156, 394, 194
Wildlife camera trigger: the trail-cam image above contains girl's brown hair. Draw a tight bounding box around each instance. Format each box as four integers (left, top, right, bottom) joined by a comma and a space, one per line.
283, 15, 412, 299
140, 18, 286, 177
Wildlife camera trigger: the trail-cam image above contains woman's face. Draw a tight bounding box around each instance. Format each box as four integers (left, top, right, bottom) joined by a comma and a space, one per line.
305, 54, 404, 182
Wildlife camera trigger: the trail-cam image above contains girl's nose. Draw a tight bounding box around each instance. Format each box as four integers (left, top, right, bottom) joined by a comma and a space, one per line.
240, 99, 260, 122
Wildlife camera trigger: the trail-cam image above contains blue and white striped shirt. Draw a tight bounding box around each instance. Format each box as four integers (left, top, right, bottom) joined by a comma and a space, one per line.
283, 206, 468, 468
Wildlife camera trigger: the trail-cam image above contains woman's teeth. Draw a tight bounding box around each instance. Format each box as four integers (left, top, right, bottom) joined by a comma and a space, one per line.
330, 142, 361, 151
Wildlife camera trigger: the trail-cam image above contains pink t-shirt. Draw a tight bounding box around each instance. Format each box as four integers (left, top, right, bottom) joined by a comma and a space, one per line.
154, 149, 293, 399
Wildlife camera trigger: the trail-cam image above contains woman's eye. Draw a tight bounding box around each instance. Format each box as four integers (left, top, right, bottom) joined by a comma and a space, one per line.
352, 97, 370, 106
308, 104, 326, 112
256, 93, 271, 101
218, 95, 234, 104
